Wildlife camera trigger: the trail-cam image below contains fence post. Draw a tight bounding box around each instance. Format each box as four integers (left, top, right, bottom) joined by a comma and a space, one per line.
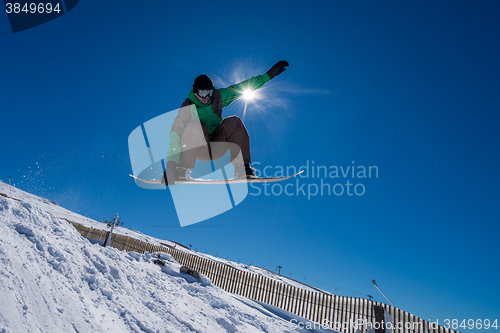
239, 271, 248, 297
234, 270, 243, 296
326, 294, 332, 329
266, 278, 273, 303
294, 288, 302, 317
215, 263, 224, 288
227, 267, 236, 294
374, 304, 386, 333
247, 272, 255, 299
302, 290, 312, 319
318, 292, 325, 326
288, 286, 296, 314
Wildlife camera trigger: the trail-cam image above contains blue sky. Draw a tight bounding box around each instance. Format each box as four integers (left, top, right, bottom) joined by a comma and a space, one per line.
1, 0, 499, 328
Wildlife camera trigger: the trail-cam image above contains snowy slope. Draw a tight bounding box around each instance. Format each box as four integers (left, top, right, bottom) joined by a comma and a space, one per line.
0, 182, 336, 333
0, 180, 328, 296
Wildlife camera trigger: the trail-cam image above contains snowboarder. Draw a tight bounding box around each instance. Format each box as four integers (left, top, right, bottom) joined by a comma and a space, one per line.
162, 60, 289, 185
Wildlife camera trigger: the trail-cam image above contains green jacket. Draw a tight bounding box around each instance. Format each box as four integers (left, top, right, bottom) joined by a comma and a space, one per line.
167, 73, 270, 163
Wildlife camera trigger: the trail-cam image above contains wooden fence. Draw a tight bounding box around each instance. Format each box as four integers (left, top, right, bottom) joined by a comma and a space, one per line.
68, 221, 459, 333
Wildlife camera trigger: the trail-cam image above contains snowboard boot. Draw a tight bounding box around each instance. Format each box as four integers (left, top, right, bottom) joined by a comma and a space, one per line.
234, 163, 258, 179
176, 164, 193, 181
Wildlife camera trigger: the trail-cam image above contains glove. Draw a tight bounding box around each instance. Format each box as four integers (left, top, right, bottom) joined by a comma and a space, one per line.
266, 60, 289, 79
161, 161, 178, 185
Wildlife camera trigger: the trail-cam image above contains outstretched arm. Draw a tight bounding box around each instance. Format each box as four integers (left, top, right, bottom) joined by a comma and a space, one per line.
220, 60, 289, 107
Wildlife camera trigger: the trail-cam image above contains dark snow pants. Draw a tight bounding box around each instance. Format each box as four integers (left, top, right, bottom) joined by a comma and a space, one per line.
179, 116, 251, 168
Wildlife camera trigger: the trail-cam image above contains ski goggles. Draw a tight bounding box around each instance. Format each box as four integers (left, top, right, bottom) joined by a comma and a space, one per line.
196, 89, 213, 98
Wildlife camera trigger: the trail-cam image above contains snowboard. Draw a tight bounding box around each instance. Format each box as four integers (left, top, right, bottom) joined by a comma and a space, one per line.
130, 170, 303, 185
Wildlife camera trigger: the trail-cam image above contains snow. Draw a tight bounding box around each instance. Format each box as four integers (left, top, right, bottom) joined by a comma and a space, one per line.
0, 182, 337, 333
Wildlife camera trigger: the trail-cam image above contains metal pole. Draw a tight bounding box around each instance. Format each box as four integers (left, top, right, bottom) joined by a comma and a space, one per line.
9, 176, 12, 197
104, 213, 119, 247
372, 280, 395, 307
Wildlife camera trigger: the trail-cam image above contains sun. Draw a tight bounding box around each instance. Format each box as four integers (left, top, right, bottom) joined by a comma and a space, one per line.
243, 89, 256, 101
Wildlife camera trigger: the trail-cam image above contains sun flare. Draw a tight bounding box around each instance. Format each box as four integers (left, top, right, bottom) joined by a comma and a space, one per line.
243, 89, 256, 101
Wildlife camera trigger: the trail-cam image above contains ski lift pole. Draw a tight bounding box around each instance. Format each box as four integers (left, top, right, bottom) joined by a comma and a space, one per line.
104, 213, 119, 247
9, 176, 12, 197
372, 280, 395, 307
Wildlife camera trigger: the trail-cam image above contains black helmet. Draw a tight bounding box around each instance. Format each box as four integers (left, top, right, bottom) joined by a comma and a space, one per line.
193, 74, 214, 91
